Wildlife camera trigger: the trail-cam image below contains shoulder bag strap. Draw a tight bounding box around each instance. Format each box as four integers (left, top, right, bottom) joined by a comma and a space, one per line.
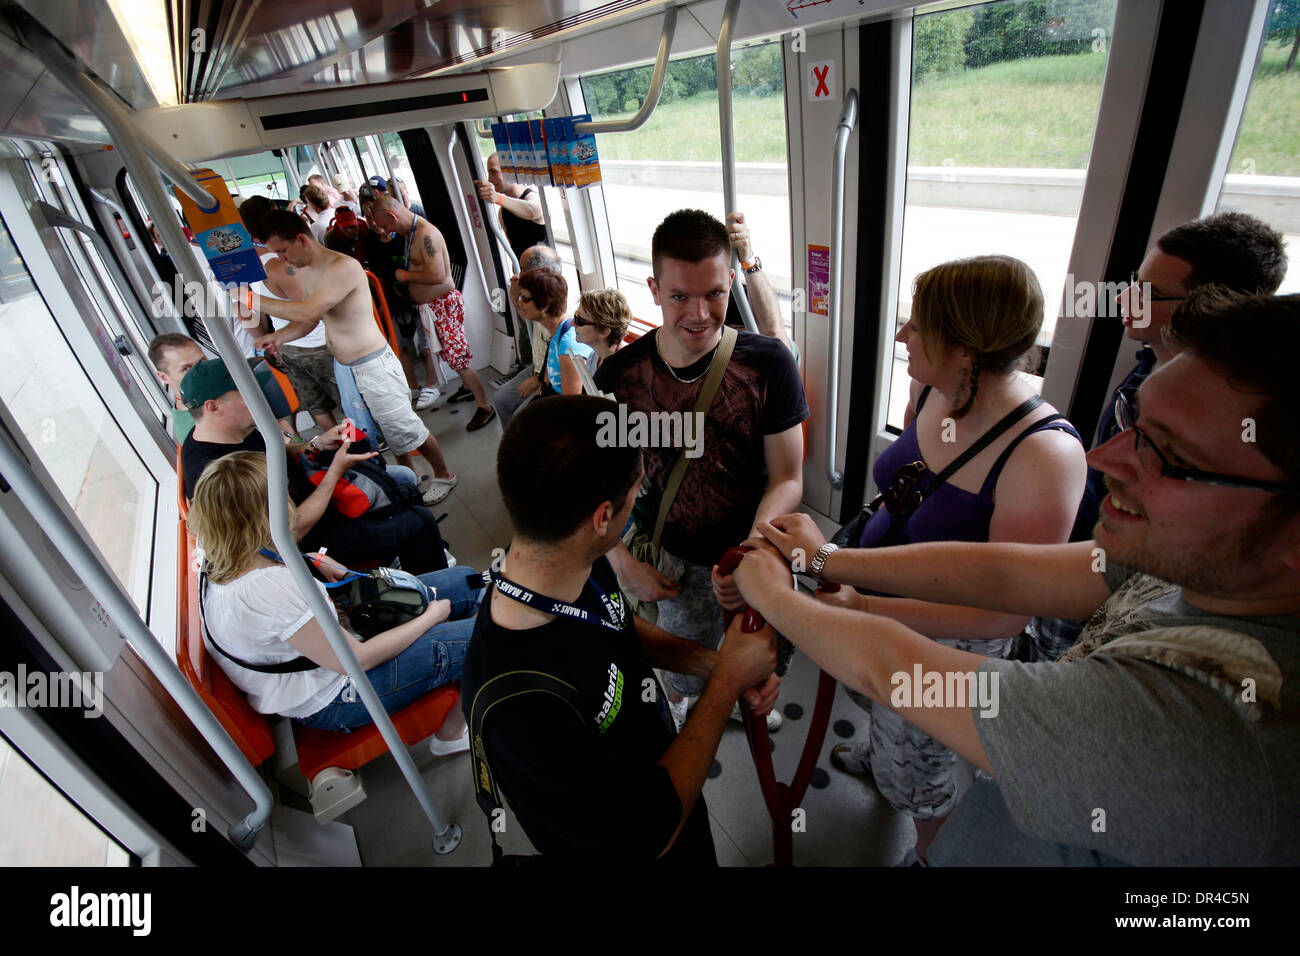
468, 669, 586, 864
198, 572, 321, 674
651, 325, 738, 554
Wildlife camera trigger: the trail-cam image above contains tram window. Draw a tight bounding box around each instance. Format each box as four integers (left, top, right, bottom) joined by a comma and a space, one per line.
578, 40, 791, 326
0, 735, 130, 866
1216, 2, 1300, 293
31, 152, 169, 424
354, 136, 382, 180
381, 132, 422, 208
542, 186, 582, 308
0, 215, 157, 612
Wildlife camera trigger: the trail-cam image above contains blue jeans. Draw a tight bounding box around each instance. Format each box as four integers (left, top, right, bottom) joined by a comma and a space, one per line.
334, 360, 384, 447
298, 567, 484, 732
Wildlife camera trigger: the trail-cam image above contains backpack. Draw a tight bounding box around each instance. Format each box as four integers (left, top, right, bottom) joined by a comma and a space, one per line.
297, 435, 419, 519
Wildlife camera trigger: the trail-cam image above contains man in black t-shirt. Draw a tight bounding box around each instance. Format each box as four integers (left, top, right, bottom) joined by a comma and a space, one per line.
594, 209, 809, 723
462, 396, 780, 864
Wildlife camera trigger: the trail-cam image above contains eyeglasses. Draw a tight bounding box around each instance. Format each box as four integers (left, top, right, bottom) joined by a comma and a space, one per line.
572, 314, 597, 327
1128, 270, 1186, 307
1114, 390, 1300, 494
518, 292, 533, 304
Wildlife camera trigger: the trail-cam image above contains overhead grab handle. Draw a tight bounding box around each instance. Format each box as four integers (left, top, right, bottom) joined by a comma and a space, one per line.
826, 89, 859, 490
716, 0, 759, 334
10, 10, 220, 213
574, 5, 677, 135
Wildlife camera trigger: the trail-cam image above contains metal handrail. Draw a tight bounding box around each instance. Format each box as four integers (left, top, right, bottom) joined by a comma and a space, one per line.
717, 0, 758, 334
11, 12, 219, 213
574, 5, 677, 135
19, 8, 463, 854
826, 89, 859, 490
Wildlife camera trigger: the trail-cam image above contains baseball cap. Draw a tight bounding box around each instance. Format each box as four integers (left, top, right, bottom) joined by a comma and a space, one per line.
367, 175, 388, 192
180, 358, 271, 409
329, 207, 359, 230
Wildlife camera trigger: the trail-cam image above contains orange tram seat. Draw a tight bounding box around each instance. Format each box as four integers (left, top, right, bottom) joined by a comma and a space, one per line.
175, 511, 458, 795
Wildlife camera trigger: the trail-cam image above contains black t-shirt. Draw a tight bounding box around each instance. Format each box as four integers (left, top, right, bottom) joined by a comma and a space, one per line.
461, 557, 717, 866
363, 230, 417, 330
594, 329, 810, 567
501, 188, 548, 261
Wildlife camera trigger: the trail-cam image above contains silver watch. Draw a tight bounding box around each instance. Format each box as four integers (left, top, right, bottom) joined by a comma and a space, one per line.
809, 542, 839, 580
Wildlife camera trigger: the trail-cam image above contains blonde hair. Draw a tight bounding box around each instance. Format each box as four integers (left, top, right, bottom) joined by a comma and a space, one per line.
189, 452, 296, 584
577, 289, 632, 347
911, 255, 1044, 417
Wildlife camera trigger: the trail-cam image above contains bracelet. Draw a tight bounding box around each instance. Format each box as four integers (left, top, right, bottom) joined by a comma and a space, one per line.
809, 542, 839, 580
494, 194, 504, 205
308, 436, 319, 450
246, 288, 253, 310
742, 256, 763, 275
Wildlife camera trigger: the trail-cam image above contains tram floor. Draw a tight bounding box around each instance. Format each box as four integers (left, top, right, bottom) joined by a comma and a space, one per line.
328, 365, 965, 866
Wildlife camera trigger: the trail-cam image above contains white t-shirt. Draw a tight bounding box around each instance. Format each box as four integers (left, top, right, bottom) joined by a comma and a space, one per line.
201, 566, 347, 719
309, 213, 333, 244
256, 251, 328, 349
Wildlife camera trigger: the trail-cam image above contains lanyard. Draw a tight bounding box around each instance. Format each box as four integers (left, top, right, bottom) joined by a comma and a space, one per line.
260, 548, 364, 589
403, 214, 421, 270
491, 570, 624, 634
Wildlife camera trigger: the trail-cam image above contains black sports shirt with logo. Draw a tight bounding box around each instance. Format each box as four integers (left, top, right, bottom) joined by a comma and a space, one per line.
461, 556, 716, 865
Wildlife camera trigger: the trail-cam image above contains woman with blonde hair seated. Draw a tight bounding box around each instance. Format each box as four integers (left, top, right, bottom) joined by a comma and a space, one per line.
188, 451, 479, 750
571, 289, 633, 369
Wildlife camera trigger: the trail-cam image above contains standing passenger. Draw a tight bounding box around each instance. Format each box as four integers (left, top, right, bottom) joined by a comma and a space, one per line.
475, 152, 547, 261
594, 209, 809, 733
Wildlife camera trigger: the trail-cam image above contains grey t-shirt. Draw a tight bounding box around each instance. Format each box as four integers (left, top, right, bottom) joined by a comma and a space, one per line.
929, 563, 1300, 866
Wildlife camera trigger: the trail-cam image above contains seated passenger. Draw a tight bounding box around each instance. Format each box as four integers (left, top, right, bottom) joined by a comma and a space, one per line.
740, 288, 1300, 866
491, 245, 560, 429
460, 396, 780, 864
321, 206, 367, 264
516, 268, 591, 396
147, 332, 295, 442
571, 289, 632, 370
812, 255, 1086, 864
179, 357, 449, 573
189, 451, 474, 748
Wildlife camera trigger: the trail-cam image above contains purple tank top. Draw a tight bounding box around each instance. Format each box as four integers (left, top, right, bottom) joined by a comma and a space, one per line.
859, 387, 1081, 549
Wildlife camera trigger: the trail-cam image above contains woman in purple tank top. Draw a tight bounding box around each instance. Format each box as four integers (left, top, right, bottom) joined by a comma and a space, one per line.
826, 256, 1087, 864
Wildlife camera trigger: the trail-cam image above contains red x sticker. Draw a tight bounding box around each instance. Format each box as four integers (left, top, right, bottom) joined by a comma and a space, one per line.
807, 61, 835, 101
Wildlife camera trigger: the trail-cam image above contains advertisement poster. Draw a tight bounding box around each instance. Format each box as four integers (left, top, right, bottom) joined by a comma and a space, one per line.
808, 244, 830, 316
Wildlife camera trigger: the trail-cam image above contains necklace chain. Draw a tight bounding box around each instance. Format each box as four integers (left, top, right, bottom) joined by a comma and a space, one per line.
654, 328, 716, 385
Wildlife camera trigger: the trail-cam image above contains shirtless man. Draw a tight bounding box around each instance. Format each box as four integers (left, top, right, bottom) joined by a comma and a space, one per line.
244, 210, 460, 504
369, 196, 495, 431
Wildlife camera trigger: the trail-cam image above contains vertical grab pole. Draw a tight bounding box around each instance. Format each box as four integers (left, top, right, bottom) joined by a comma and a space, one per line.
15, 11, 463, 853
717, 0, 759, 334
826, 89, 858, 490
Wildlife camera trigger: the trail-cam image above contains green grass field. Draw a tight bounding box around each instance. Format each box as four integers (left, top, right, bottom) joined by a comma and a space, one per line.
491, 41, 1299, 175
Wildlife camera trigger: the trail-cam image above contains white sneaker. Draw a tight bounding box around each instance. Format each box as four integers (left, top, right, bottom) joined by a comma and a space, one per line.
423, 474, 458, 505
730, 702, 782, 733
667, 696, 693, 731
415, 386, 440, 410
429, 726, 469, 757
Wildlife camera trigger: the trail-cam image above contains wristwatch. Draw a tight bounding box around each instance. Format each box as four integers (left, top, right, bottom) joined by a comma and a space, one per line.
809, 542, 839, 581
742, 256, 762, 275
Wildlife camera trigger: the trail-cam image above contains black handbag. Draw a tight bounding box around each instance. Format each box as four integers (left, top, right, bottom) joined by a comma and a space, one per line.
341, 567, 432, 639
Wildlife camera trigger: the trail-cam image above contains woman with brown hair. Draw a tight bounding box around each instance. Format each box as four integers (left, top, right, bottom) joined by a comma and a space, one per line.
189, 451, 480, 747
515, 268, 592, 396
823, 255, 1087, 863
571, 289, 633, 368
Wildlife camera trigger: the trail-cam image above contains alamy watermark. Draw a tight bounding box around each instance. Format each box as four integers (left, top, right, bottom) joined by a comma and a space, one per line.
596, 403, 705, 459
891, 663, 999, 718
0, 664, 103, 718
1062, 274, 1151, 327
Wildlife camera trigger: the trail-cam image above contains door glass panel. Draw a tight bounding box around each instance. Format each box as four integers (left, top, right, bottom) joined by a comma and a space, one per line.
1217, 2, 1300, 293
579, 40, 790, 326
889, 0, 1118, 429
0, 214, 156, 611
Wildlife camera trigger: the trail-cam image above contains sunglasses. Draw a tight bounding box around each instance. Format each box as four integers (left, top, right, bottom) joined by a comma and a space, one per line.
572, 314, 598, 327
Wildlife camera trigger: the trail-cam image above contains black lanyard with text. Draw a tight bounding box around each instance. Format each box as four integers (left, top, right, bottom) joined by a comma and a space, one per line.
491, 570, 624, 634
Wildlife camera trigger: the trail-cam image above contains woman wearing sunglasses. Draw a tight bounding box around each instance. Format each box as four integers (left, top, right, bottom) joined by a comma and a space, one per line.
515, 268, 593, 397
828, 255, 1087, 864
571, 289, 633, 369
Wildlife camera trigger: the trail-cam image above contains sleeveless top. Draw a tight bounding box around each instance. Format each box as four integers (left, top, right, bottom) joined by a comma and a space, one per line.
859, 386, 1082, 548
501, 187, 548, 260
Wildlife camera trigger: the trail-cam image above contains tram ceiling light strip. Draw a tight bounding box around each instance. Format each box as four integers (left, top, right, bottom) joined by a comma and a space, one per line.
132, 63, 558, 162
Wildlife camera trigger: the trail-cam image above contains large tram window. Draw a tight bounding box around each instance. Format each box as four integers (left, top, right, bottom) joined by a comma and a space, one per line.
0, 216, 156, 611
887, 0, 1117, 429
0, 735, 130, 865
381, 132, 423, 209
1216, 2, 1299, 293
578, 40, 790, 325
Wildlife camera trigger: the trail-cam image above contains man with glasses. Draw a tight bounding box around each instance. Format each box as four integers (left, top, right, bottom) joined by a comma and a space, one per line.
1028, 212, 1289, 662
739, 288, 1300, 865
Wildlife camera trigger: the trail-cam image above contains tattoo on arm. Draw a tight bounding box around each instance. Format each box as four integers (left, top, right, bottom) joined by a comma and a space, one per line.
285, 266, 295, 276
423, 235, 436, 257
